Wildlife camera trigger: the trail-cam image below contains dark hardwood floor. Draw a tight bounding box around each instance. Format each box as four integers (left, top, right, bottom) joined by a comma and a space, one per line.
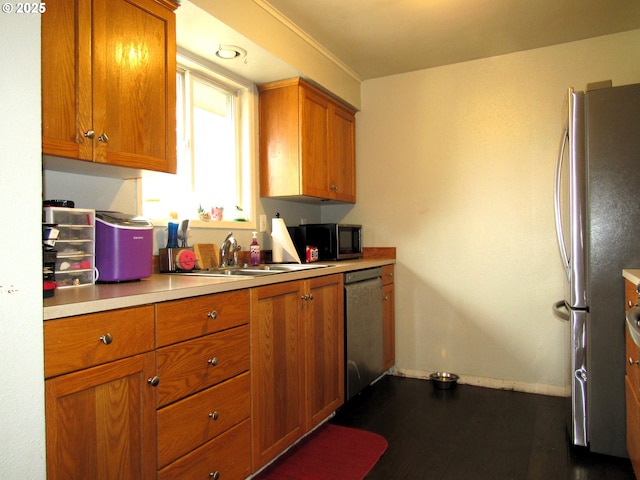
331, 375, 636, 479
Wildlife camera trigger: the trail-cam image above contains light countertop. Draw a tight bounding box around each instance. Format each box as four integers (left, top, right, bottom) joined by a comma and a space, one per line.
623, 269, 640, 285
44, 259, 394, 320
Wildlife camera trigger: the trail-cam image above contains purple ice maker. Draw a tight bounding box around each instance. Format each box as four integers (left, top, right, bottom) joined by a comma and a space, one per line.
95, 211, 153, 282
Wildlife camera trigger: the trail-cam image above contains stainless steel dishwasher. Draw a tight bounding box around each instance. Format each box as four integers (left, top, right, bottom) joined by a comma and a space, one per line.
344, 267, 384, 401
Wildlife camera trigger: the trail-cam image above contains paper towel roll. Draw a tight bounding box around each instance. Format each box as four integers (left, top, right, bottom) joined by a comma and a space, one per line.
271, 217, 301, 263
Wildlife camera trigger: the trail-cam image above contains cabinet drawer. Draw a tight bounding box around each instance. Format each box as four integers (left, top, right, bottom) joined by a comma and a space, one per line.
156, 325, 249, 407
158, 419, 251, 480
157, 372, 250, 468
44, 305, 155, 378
382, 264, 395, 285
156, 289, 250, 347
628, 329, 640, 394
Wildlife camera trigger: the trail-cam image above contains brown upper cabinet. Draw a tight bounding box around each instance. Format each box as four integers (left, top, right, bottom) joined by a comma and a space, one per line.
41, 0, 178, 174
259, 78, 357, 203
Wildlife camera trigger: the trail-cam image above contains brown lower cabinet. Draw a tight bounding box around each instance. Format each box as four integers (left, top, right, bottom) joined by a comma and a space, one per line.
250, 274, 345, 471
44, 270, 365, 478
625, 279, 640, 477
44, 292, 252, 480
44, 306, 157, 479
155, 291, 251, 479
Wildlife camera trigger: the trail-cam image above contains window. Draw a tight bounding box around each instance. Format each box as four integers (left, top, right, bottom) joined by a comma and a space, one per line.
142, 54, 256, 228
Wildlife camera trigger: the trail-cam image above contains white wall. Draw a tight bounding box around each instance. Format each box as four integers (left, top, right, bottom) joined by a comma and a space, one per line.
0, 13, 46, 479
338, 30, 640, 394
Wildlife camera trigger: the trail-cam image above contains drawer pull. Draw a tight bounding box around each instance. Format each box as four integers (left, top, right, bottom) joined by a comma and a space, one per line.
207, 310, 218, 319
209, 411, 219, 420
208, 357, 219, 366
383, 295, 390, 302
629, 357, 639, 366
209, 472, 220, 480
147, 376, 160, 387
99, 333, 113, 345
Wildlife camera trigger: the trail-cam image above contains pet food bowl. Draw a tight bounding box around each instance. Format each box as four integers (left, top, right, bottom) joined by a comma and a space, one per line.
429, 372, 459, 390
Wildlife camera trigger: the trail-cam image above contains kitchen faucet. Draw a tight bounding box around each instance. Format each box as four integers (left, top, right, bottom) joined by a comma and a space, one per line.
220, 232, 239, 267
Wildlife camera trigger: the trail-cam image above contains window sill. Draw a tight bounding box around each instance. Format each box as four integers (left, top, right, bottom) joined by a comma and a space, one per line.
150, 218, 256, 230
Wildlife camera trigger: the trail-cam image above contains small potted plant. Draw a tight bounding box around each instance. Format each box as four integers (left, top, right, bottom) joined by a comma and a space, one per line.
197, 204, 211, 221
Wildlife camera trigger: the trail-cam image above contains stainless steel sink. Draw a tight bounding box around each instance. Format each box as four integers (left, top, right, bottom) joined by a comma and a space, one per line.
245, 263, 331, 272
175, 263, 331, 278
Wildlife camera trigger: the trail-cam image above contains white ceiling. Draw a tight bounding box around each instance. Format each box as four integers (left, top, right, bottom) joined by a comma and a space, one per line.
177, 0, 640, 82
176, 2, 301, 84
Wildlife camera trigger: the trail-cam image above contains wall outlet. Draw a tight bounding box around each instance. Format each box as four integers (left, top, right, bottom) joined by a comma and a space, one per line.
259, 214, 267, 232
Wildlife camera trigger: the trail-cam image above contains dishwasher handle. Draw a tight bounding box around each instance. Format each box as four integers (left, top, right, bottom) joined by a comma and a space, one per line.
344, 267, 383, 284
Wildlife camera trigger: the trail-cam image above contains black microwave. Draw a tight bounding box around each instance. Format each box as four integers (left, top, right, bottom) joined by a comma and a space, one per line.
289, 223, 362, 261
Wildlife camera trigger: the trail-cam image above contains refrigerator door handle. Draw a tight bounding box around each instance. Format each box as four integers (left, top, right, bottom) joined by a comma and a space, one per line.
554, 127, 570, 282
552, 299, 570, 321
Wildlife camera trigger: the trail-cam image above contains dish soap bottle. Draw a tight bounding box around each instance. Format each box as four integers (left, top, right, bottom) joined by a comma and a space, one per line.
250, 231, 261, 266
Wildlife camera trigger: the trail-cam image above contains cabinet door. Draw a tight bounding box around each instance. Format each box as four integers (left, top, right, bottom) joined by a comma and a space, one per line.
329, 104, 356, 202
258, 82, 301, 198
382, 282, 396, 370
92, 0, 176, 172
304, 274, 344, 430
300, 86, 331, 198
627, 376, 640, 478
41, 0, 93, 160
250, 281, 305, 470
45, 352, 157, 480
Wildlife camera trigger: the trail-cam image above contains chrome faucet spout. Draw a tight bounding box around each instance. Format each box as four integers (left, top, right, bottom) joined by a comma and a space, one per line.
220, 232, 238, 267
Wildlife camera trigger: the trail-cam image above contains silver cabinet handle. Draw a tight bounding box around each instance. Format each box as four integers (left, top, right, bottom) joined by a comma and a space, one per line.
84, 130, 95, 139
207, 310, 218, 319
99, 333, 113, 345
209, 472, 220, 480
209, 411, 219, 420
208, 357, 218, 366
98, 133, 109, 143
629, 357, 639, 366
147, 376, 160, 387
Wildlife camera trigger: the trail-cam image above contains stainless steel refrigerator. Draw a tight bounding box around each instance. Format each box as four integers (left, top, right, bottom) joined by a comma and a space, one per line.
553, 81, 640, 457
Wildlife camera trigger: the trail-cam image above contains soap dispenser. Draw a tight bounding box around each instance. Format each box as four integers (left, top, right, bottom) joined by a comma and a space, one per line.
250, 231, 261, 266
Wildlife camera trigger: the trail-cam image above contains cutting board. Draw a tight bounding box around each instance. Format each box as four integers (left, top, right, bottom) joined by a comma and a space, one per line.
193, 244, 220, 270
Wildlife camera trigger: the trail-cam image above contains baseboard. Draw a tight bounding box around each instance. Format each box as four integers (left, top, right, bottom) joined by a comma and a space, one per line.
390, 368, 570, 397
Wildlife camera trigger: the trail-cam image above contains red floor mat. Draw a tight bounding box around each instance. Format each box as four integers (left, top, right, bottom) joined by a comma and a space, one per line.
255, 424, 388, 480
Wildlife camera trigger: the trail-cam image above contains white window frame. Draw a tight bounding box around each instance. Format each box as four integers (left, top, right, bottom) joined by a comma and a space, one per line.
141, 51, 258, 231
